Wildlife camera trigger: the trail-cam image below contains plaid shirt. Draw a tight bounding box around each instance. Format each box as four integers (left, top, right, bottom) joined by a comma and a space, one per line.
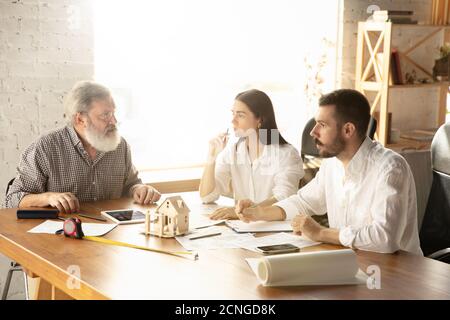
4, 125, 142, 208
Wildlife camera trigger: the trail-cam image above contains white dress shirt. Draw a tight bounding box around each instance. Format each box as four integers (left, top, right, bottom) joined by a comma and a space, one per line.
201, 141, 304, 204
276, 137, 423, 255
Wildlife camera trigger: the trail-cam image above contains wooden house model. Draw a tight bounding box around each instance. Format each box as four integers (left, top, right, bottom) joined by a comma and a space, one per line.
145, 196, 190, 238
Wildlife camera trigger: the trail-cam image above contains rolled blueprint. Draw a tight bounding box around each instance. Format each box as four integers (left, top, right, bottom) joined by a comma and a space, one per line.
249, 249, 365, 286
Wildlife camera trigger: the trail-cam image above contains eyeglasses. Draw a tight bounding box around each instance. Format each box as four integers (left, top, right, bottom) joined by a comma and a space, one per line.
97, 112, 116, 122
80, 111, 116, 123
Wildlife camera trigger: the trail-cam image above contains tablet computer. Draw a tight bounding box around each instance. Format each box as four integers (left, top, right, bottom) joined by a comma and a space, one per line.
101, 209, 145, 225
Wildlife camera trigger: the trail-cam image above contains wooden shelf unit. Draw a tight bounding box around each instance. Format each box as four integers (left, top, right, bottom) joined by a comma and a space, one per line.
355, 21, 449, 146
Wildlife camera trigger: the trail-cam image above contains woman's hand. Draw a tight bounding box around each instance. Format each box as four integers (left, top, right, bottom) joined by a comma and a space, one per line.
208, 132, 229, 161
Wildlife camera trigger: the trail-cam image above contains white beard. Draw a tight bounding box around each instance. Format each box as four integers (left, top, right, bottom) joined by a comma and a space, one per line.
85, 124, 121, 152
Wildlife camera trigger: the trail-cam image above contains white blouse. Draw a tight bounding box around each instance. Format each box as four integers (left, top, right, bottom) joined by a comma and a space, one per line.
201, 141, 304, 204
276, 137, 423, 255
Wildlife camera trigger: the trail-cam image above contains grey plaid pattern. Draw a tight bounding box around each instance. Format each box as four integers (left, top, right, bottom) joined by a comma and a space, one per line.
4, 125, 142, 208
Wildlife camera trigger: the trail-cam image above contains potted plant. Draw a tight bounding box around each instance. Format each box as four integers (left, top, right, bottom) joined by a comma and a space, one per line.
433, 42, 450, 80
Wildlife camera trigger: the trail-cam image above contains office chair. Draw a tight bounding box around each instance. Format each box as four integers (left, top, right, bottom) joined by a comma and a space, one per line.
300, 116, 377, 160
419, 123, 450, 263
301, 117, 320, 160
367, 117, 377, 140
1, 178, 28, 300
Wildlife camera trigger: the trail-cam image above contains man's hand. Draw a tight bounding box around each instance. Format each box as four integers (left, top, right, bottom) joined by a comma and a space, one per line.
235, 199, 255, 215
132, 185, 161, 205
291, 214, 324, 242
237, 206, 263, 223
237, 205, 286, 223
209, 206, 238, 220
47, 192, 80, 214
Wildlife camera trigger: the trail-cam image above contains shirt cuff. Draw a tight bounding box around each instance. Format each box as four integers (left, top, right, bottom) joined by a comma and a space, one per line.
272, 192, 286, 202
200, 188, 220, 204
339, 226, 356, 248
4, 191, 29, 208
128, 184, 142, 197
274, 197, 300, 220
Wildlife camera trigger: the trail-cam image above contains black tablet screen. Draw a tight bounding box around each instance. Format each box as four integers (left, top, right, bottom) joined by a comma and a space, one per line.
106, 210, 145, 221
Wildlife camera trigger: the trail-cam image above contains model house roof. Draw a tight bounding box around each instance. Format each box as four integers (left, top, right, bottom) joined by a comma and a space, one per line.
156, 195, 190, 216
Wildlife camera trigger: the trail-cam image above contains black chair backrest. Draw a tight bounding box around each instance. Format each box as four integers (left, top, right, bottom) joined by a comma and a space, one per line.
367, 116, 377, 140
419, 170, 450, 256
5, 178, 14, 196
420, 122, 450, 261
301, 117, 320, 159
431, 122, 450, 175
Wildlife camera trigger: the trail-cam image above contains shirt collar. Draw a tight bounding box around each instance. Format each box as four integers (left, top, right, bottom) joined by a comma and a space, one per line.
66, 125, 83, 147
235, 139, 269, 164
341, 137, 374, 179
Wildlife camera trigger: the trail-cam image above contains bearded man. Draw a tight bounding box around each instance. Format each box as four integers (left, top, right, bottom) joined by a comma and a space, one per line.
236, 89, 422, 255
5, 81, 160, 212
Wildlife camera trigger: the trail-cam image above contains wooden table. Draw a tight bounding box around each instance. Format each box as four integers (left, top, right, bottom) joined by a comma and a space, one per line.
1, 193, 450, 300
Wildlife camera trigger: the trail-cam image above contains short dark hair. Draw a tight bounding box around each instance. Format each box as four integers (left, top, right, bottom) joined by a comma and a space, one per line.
318, 89, 370, 139
235, 89, 288, 145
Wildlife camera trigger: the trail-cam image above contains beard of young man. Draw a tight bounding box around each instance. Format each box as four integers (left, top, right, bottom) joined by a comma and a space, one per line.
314, 129, 346, 158
84, 118, 121, 152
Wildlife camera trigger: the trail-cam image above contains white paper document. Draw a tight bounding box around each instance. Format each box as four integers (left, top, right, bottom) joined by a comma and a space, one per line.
246, 249, 368, 286
239, 232, 320, 252
28, 220, 117, 237
190, 213, 226, 229
225, 220, 293, 233
175, 226, 255, 251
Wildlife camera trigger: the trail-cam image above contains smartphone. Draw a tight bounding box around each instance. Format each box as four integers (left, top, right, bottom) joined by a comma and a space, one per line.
255, 243, 300, 255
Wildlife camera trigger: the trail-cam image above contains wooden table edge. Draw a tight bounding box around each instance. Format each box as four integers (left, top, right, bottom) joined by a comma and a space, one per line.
0, 232, 109, 300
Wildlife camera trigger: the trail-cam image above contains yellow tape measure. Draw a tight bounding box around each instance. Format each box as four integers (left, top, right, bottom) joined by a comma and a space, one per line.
84, 236, 197, 259
60, 218, 198, 260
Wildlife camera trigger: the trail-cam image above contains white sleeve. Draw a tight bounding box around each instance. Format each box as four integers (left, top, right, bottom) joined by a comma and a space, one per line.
200, 147, 233, 203
275, 164, 327, 220
272, 146, 304, 201
338, 162, 414, 253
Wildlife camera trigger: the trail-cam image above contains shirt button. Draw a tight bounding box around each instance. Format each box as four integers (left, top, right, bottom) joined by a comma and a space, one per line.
92, 181, 96, 185
94, 197, 97, 201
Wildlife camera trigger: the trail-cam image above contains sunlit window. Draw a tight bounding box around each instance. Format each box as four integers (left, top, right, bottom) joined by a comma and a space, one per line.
93, 0, 339, 170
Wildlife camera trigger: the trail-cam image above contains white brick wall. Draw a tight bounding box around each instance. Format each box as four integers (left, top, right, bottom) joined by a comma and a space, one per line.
0, 0, 94, 299
339, 0, 433, 88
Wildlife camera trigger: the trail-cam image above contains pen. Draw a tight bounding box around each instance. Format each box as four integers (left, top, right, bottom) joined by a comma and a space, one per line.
78, 213, 108, 222
194, 220, 226, 229
189, 232, 222, 240
195, 225, 212, 230
223, 128, 229, 143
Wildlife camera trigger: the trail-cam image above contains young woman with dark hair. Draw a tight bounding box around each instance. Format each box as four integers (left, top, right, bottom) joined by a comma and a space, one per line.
199, 89, 304, 220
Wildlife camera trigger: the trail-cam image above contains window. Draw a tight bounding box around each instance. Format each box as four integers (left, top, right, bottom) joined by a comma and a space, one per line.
93, 1, 339, 171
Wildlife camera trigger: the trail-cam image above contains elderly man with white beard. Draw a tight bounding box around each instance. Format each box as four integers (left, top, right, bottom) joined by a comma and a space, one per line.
5, 81, 160, 213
